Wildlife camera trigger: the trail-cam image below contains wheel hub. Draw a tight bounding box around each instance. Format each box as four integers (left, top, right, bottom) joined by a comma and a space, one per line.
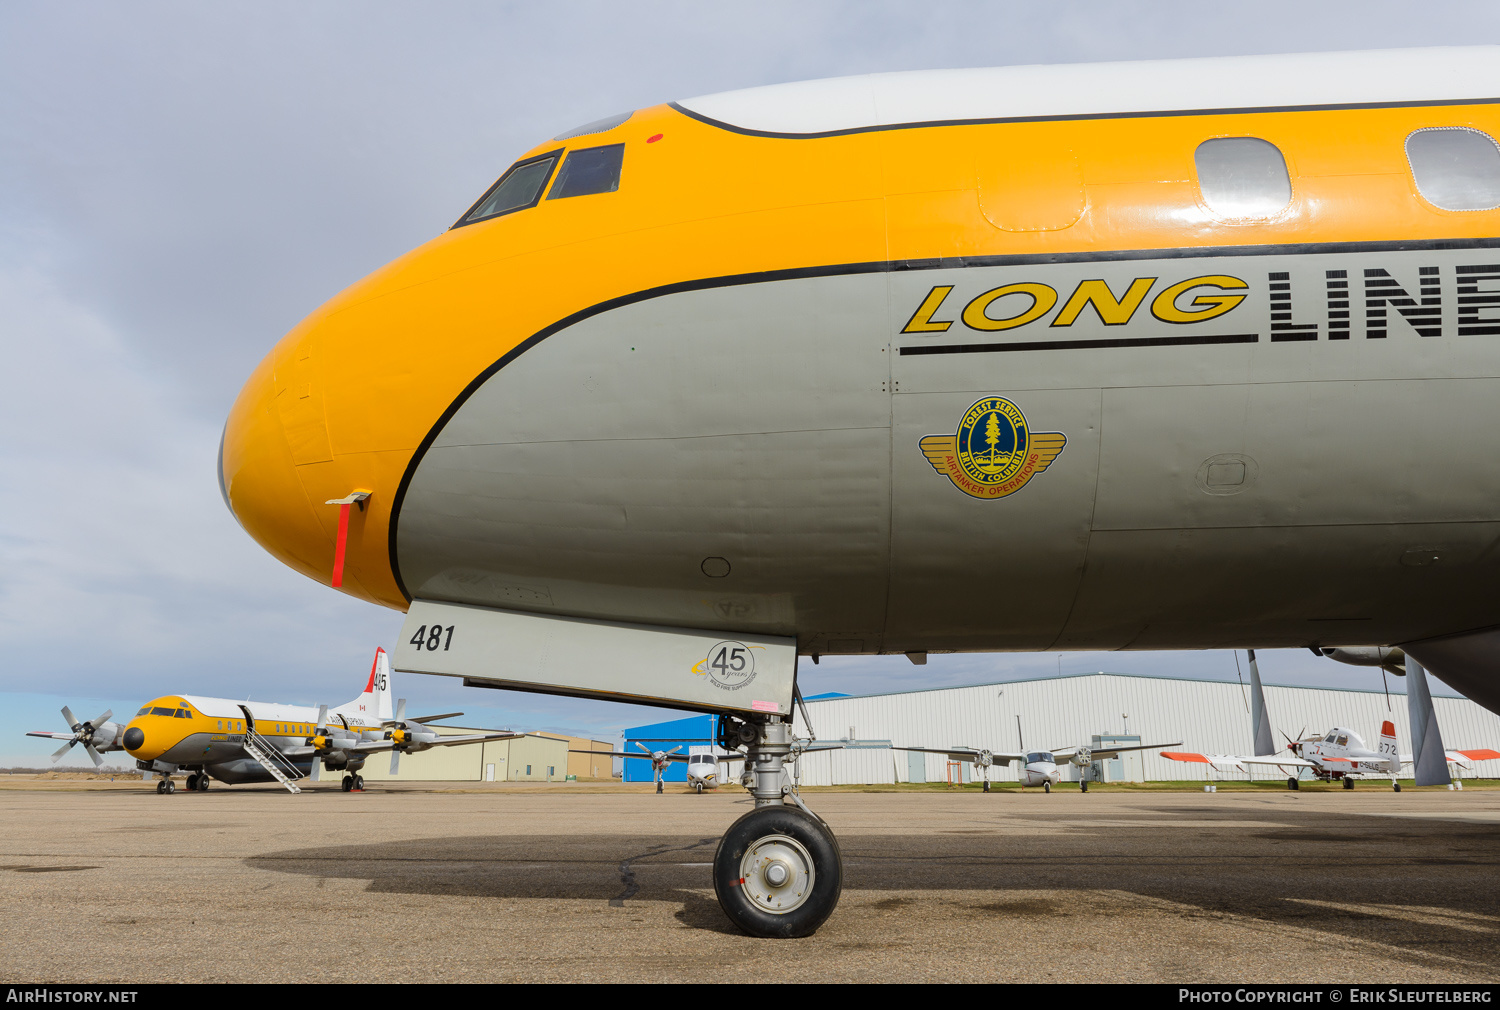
740, 834, 814, 914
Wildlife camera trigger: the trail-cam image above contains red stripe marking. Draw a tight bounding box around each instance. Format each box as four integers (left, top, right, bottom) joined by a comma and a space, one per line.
1160, 752, 1209, 763
331, 503, 351, 588
364, 648, 382, 694
1456, 749, 1500, 761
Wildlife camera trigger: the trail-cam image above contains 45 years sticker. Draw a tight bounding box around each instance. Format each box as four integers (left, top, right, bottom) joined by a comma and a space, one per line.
693, 642, 762, 691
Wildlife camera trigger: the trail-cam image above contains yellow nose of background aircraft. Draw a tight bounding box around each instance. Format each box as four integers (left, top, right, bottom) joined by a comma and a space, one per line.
220, 48, 1500, 936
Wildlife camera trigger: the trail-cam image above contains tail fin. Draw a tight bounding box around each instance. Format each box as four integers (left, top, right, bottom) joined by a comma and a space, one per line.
340, 647, 394, 722
1379, 720, 1398, 760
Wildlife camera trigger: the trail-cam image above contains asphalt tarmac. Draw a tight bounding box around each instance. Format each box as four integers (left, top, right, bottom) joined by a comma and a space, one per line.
2, 780, 1499, 983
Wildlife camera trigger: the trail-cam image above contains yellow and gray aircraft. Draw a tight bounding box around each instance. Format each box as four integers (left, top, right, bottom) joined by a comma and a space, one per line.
30, 648, 519, 793
219, 48, 1500, 936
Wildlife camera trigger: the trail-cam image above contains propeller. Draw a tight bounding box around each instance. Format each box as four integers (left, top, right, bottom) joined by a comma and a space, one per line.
308, 705, 329, 782
390, 698, 407, 775
52, 707, 116, 767
385, 698, 455, 774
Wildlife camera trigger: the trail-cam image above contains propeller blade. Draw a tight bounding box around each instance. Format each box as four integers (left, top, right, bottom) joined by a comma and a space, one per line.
61, 706, 79, 732
634, 741, 649, 753
667, 745, 683, 755
390, 749, 401, 776
90, 710, 112, 728
310, 759, 321, 783
52, 740, 75, 761
84, 745, 104, 768
395, 698, 407, 723
315, 704, 328, 733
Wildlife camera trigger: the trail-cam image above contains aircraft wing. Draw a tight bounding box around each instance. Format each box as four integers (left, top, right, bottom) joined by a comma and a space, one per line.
1161, 751, 1317, 772
794, 743, 846, 755
1054, 741, 1182, 761
1447, 748, 1500, 764
568, 749, 692, 763
891, 746, 1023, 763
347, 730, 527, 754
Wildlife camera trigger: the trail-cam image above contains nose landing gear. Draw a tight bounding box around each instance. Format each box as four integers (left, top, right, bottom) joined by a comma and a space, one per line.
712, 716, 842, 938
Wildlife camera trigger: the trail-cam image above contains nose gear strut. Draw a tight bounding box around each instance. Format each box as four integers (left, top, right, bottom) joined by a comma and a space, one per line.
713, 714, 842, 937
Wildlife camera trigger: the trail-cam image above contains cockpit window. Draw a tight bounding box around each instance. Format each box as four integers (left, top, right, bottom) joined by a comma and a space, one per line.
1324, 733, 1337, 743
547, 144, 624, 201
455, 150, 562, 228
1336, 735, 1348, 746
1026, 751, 1053, 764
150, 706, 176, 717
136, 706, 150, 716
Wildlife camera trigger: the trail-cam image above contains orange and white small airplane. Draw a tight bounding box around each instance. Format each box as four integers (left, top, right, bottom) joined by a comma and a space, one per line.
28, 648, 520, 794
1163, 721, 1500, 791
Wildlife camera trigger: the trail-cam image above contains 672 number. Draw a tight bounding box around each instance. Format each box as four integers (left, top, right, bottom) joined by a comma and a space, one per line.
410, 625, 454, 652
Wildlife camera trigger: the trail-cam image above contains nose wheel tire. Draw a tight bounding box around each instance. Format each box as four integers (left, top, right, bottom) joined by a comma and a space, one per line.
714, 805, 842, 938
695, 782, 704, 794
1042, 781, 1051, 794
156, 779, 175, 794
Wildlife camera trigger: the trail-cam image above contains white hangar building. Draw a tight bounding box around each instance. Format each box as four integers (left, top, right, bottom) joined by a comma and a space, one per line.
787, 672, 1500, 786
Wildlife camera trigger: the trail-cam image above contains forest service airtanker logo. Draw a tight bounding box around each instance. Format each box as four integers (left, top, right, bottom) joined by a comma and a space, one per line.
919, 397, 1066, 499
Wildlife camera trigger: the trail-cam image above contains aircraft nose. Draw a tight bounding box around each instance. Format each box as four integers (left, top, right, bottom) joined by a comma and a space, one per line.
122, 726, 145, 751
220, 320, 402, 608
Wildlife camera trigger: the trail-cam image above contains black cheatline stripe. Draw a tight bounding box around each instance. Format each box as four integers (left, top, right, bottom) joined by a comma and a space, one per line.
900, 333, 1258, 355
669, 97, 1500, 141
385, 233, 1500, 600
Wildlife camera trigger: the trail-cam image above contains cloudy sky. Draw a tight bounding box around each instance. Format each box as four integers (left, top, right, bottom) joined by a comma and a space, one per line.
3, 1, 1489, 765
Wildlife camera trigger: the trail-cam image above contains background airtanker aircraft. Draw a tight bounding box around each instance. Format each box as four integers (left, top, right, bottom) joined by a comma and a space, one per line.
30, 648, 517, 793
220, 48, 1500, 936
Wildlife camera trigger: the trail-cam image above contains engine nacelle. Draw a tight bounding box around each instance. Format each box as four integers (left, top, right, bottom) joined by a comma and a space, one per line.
1312, 646, 1405, 675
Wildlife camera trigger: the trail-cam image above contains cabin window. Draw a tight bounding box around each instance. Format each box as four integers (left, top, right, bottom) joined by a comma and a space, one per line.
1406, 128, 1500, 211
1195, 137, 1292, 217
455, 150, 562, 227
547, 144, 625, 201
1336, 735, 1348, 746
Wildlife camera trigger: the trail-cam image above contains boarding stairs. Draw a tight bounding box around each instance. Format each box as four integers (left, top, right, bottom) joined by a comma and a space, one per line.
243, 728, 304, 794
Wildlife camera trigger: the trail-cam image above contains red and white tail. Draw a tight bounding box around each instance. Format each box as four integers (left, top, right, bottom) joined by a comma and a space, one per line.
1378, 720, 1399, 760
337, 647, 394, 722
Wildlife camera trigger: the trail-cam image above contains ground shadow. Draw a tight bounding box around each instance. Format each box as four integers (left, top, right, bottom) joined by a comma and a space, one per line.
245, 806, 1500, 966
